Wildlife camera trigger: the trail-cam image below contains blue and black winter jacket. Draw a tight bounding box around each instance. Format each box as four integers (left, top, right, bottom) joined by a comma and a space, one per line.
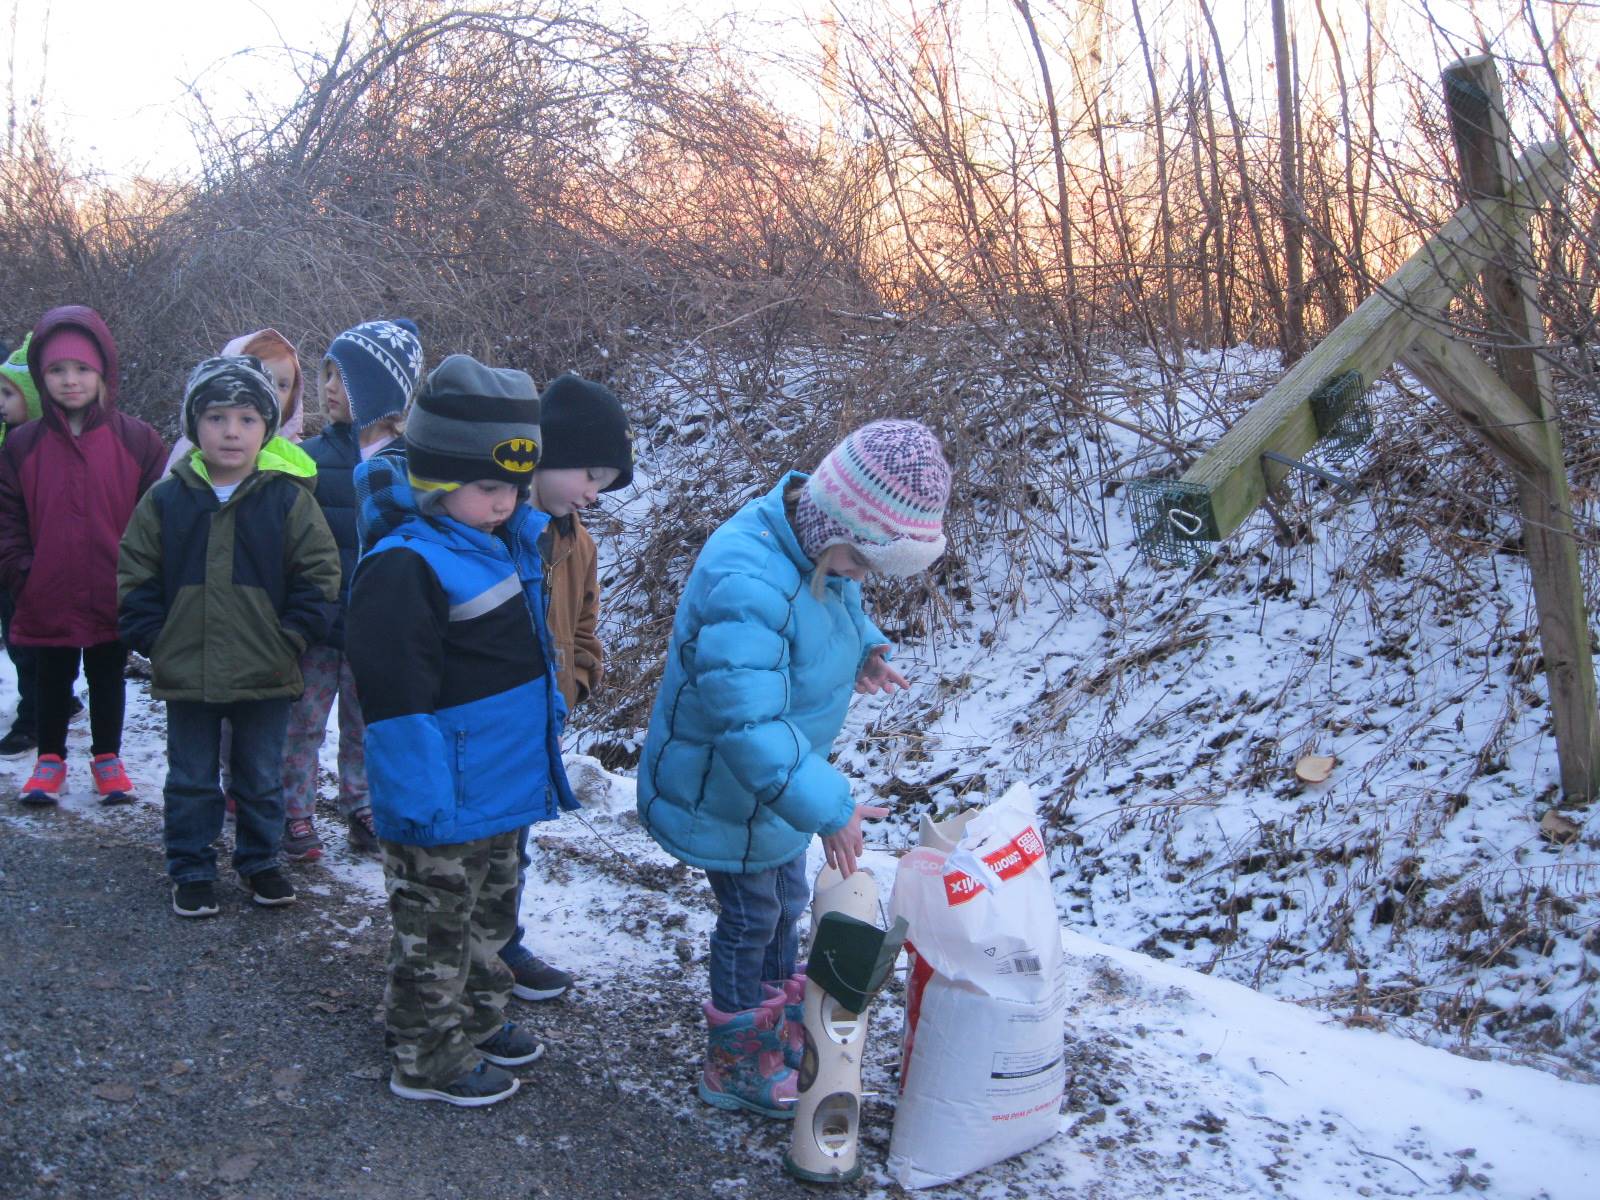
637, 472, 887, 873
345, 462, 577, 847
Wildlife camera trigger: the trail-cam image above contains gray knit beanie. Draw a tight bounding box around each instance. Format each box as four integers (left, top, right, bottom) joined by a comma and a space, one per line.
404, 354, 541, 490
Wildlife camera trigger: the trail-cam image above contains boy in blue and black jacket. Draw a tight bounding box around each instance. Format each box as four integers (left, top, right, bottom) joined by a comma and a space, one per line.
346, 354, 576, 1109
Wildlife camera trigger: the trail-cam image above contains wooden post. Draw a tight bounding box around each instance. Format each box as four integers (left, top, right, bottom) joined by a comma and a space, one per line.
1130, 54, 1590, 797
1398, 330, 1548, 475
1168, 140, 1567, 542
1440, 56, 1600, 801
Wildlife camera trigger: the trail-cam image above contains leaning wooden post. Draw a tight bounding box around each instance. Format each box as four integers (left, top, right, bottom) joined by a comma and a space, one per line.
1442, 55, 1600, 802
1127, 138, 1567, 556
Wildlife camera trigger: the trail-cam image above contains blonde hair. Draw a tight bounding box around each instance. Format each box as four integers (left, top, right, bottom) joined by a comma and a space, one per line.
787, 480, 869, 598
809, 543, 868, 599
809, 549, 834, 600
360, 410, 405, 447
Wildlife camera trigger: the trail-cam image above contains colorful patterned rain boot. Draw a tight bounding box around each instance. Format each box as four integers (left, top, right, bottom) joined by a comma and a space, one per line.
763, 971, 808, 1072
698, 991, 798, 1119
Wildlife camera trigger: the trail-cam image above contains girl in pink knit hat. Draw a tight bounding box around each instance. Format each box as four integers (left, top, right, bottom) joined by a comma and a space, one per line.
637, 418, 952, 1119
0, 306, 167, 804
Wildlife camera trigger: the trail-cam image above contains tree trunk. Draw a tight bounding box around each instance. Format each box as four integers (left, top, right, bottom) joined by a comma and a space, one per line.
1272, 0, 1306, 361
1199, 0, 1289, 351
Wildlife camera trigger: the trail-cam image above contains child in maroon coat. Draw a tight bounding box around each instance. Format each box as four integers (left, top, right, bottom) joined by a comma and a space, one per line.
0, 306, 166, 803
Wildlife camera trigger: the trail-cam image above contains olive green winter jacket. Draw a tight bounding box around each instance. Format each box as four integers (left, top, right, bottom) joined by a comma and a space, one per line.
116, 439, 341, 703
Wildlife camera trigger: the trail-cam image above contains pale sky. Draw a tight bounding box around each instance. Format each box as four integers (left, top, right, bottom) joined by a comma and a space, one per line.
6, 0, 803, 180
7, 0, 1585, 182
4, 0, 358, 177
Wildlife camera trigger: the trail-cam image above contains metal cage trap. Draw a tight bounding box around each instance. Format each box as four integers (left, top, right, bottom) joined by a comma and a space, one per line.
1308, 369, 1372, 462
1129, 479, 1218, 567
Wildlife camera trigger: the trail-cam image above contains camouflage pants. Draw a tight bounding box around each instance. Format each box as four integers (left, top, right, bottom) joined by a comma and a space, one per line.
380, 830, 520, 1088
282, 645, 367, 820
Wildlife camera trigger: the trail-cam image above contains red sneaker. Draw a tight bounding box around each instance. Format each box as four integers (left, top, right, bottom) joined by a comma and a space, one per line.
19, 754, 66, 805
89, 753, 135, 804
282, 816, 324, 862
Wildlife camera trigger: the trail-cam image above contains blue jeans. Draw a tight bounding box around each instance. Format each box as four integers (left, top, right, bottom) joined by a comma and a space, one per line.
705, 854, 809, 1013
497, 825, 535, 969
163, 698, 290, 883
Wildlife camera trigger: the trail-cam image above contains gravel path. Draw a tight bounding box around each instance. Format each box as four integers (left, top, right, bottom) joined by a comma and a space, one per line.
0, 813, 822, 1200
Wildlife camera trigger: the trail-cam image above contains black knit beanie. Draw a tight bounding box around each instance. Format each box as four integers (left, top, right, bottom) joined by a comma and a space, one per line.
535, 373, 634, 491
404, 354, 541, 489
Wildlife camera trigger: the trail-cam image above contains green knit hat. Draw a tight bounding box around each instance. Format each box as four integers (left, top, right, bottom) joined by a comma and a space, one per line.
0, 335, 42, 422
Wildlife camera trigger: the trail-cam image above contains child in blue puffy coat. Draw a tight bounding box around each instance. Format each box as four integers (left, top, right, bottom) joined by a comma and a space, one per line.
637, 420, 951, 1119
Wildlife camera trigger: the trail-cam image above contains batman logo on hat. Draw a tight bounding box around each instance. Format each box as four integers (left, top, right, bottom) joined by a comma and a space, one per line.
493, 437, 540, 473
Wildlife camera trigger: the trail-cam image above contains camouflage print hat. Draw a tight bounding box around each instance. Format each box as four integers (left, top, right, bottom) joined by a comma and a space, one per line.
183, 355, 280, 443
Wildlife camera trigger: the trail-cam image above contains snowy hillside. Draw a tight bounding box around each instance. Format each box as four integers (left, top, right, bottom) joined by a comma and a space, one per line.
581, 342, 1599, 1079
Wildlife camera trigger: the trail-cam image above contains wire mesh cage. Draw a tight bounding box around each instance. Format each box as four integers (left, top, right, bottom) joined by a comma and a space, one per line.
1308, 369, 1372, 462
1129, 479, 1218, 567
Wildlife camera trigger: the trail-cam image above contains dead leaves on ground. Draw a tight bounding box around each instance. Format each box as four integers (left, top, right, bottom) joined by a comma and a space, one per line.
1539, 809, 1583, 845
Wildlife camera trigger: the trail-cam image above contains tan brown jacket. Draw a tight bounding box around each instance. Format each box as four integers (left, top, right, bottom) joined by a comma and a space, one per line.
541, 513, 603, 712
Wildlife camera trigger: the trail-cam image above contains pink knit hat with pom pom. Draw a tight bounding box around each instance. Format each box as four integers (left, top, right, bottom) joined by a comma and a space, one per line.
795, 420, 950, 577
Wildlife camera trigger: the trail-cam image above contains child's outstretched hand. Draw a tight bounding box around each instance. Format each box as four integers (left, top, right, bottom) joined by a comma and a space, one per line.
823, 801, 890, 878
855, 649, 908, 695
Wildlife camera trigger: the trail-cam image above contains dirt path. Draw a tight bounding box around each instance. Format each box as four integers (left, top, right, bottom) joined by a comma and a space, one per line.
0, 814, 821, 1200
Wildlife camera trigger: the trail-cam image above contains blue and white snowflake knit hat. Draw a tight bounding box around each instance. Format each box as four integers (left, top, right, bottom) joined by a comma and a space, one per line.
325, 318, 423, 430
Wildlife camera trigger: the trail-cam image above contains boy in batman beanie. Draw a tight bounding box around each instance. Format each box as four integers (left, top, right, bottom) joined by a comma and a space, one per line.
346, 352, 573, 1107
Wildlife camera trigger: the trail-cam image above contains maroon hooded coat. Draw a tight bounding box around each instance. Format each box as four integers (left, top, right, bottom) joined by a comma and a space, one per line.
0, 306, 166, 646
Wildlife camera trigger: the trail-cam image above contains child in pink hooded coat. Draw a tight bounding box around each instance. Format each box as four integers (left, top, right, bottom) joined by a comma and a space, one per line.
0, 306, 166, 803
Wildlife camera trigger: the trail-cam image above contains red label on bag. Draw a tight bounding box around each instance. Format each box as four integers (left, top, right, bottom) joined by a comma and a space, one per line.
943, 826, 1045, 905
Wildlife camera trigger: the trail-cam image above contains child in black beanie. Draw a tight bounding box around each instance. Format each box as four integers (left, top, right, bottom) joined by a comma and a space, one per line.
496, 372, 634, 1002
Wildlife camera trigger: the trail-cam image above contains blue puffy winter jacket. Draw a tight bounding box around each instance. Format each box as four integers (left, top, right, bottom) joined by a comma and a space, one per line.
346, 464, 576, 847
638, 472, 887, 873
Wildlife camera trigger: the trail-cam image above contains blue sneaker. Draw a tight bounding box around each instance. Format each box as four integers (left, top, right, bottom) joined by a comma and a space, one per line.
476, 1022, 545, 1067
389, 1061, 519, 1107
507, 955, 572, 1001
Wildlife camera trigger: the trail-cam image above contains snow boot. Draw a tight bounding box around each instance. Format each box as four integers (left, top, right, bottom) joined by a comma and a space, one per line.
698, 992, 797, 1119
763, 971, 807, 1072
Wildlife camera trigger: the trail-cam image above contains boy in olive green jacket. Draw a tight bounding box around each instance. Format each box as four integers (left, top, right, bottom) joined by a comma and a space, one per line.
118, 356, 340, 918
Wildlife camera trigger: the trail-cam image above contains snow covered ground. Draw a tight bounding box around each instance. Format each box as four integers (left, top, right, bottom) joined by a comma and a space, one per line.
586, 341, 1600, 1078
